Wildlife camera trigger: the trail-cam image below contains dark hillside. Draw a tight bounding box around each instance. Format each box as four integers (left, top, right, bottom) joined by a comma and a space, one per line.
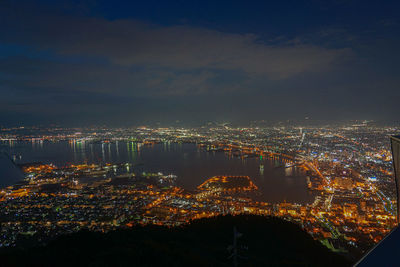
0, 215, 352, 266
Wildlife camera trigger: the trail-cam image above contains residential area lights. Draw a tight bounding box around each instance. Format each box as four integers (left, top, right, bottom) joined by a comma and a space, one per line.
0, 123, 398, 254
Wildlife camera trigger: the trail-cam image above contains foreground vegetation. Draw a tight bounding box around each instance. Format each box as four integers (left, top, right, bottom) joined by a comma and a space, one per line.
1, 215, 352, 266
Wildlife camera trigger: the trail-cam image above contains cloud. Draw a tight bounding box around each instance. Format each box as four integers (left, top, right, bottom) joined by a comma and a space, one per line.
0, 2, 398, 125
1, 11, 349, 89
56, 20, 347, 79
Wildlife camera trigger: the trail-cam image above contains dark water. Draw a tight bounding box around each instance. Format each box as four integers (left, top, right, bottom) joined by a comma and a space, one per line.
1, 140, 314, 203
0, 152, 25, 188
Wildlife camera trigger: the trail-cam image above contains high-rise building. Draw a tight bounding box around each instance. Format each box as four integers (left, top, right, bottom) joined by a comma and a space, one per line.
355, 136, 400, 266
391, 135, 400, 223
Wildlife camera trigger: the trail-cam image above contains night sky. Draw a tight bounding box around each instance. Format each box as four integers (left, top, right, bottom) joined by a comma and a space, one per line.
1, 0, 399, 126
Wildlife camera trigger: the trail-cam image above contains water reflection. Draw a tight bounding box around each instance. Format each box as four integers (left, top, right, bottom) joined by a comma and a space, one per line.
1, 141, 314, 204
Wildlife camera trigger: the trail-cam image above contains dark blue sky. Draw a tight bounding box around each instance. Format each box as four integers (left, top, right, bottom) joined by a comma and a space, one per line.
0, 0, 399, 126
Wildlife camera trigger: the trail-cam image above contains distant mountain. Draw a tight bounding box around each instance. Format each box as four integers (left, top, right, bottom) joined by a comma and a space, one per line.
0, 215, 352, 266
0, 152, 24, 188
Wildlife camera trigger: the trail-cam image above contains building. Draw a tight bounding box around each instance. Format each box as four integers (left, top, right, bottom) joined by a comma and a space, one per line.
391, 135, 400, 223
356, 136, 400, 266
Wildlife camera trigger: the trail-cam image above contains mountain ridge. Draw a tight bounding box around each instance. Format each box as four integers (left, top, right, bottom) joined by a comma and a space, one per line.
0, 215, 353, 266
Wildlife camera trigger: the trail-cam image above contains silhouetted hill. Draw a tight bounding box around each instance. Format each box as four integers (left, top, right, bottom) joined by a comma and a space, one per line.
0, 215, 352, 266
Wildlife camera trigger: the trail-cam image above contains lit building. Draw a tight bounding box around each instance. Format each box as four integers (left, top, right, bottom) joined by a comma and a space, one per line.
356, 136, 400, 266
391, 135, 400, 223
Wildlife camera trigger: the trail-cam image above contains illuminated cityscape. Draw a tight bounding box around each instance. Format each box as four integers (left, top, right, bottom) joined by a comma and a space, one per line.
1, 0, 400, 265
0, 122, 398, 258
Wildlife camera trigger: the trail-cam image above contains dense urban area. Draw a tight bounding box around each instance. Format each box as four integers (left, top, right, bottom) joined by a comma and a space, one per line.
0, 121, 398, 257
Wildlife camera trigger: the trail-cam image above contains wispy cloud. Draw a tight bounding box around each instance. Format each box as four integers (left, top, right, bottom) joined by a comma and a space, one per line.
0, 1, 399, 125
0, 11, 350, 95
